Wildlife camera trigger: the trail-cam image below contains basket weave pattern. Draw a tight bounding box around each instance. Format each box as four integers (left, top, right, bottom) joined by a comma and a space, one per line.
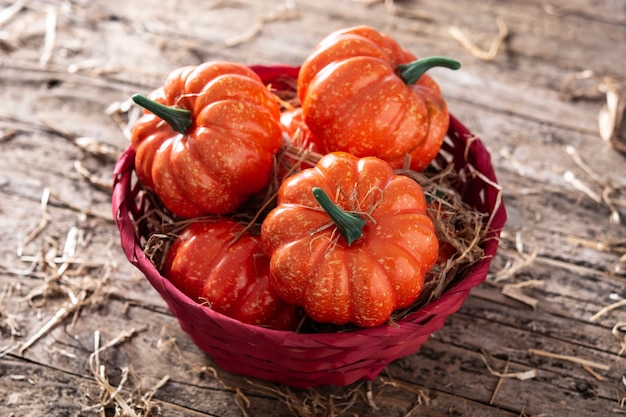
112, 65, 506, 389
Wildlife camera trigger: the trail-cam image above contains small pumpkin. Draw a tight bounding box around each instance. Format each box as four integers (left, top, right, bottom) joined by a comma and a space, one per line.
130, 61, 283, 218
261, 152, 439, 328
297, 26, 459, 171
163, 219, 301, 331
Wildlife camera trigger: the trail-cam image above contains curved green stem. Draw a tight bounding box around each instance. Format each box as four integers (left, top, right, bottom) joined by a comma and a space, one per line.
132, 93, 192, 135
312, 187, 366, 246
398, 56, 461, 85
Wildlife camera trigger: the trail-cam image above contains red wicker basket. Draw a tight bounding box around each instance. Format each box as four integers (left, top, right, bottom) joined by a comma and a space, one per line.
112, 65, 506, 389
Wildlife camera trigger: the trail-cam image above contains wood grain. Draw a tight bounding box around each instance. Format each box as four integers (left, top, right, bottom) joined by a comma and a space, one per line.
1, 0, 625, 416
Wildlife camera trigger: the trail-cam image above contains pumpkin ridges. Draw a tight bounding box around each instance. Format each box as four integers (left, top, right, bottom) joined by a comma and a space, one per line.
297, 25, 459, 170
163, 220, 302, 331
261, 152, 439, 328
130, 61, 283, 218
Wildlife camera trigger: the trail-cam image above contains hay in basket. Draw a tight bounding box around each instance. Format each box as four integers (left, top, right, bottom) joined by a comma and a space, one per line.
112, 64, 506, 389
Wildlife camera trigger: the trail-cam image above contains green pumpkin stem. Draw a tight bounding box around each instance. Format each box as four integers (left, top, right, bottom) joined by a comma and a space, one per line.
398, 56, 461, 85
132, 93, 192, 135
312, 187, 366, 246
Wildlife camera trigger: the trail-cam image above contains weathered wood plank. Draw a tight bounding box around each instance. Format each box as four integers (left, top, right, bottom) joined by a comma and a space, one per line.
0, 358, 251, 417
393, 315, 623, 415
6, 0, 622, 136
2, 0, 626, 416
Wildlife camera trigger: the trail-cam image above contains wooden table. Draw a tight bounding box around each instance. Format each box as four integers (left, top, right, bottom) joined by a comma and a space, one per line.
1, 0, 625, 415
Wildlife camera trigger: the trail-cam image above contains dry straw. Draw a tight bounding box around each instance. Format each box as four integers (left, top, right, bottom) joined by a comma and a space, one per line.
112, 65, 507, 388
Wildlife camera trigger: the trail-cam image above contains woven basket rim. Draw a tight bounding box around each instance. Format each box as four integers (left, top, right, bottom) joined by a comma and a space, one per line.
113, 135, 505, 338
